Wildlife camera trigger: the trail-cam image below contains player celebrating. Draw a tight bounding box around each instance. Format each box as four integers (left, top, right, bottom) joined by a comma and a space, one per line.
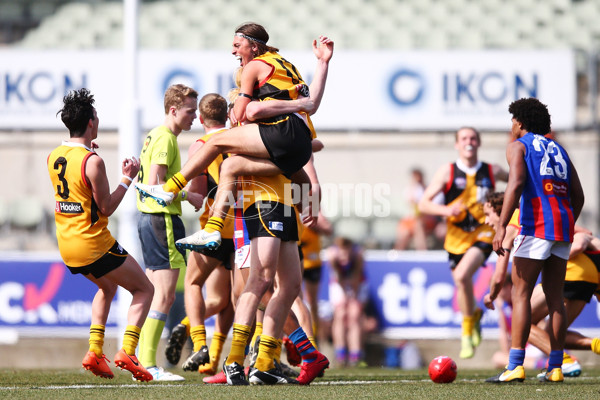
135, 23, 333, 252
48, 88, 153, 382
419, 127, 508, 359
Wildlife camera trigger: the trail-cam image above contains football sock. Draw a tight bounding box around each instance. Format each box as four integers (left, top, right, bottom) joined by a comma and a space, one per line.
563, 352, 575, 364
591, 338, 600, 354
254, 335, 278, 372
308, 335, 318, 350
163, 172, 187, 194
349, 350, 361, 365
226, 323, 251, 366
335, 348, 347, 363
289, 326, 318, 363
209, 332, 227, 365
138, 310, 167, 367
507, 348, 525, 371
251, 321, 263, 347
89, 324, 105, 357
180, 316, 191, 335
548, 350, 563, 370
462, 315, 474, 337
204, 216, 224, 234
191, 325, 207, 351
122, 325, 141, 356
274, 339, 283, 363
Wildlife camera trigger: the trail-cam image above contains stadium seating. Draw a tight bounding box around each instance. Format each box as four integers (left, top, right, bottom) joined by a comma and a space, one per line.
8, 0, 600, 52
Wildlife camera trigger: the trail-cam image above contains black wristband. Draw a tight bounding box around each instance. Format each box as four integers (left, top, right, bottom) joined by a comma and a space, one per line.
238, 92, 252, 99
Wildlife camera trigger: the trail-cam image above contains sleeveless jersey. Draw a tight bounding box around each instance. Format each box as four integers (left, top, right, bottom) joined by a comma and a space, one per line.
137, 125, 182, 215
47, 142, 115, 267
196, 129, 234, 239
251, 51, 316, 138
517, 132, 574, 242
240, 173, 294, 211
443, 160, 495, 254
301, 226, 322, 270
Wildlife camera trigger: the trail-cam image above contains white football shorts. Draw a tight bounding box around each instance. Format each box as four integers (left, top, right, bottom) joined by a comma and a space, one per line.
512, 235, 571, 260
235, 244, 251, 269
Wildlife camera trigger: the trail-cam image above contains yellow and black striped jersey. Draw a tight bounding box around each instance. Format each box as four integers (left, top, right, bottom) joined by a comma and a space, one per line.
196, 128, 234, 239
251, 51, 316, 138
443, 161, 496, 254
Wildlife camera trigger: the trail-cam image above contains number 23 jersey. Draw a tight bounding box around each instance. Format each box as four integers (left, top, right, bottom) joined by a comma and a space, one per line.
518, 132, 575, 242
47, 141, 114, 267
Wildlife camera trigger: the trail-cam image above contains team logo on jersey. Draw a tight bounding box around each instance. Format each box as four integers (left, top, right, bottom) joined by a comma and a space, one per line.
269, 221, 284, 231
476, 177, 492, 188
543, 179, 568, 197
55, 201, 83, 214
454, 177, 466, 189
296, 84, 310, 98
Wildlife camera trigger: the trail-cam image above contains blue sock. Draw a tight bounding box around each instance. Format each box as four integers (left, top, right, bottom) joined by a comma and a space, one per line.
548, 350, 563, 370
289, 327, 317, 362
507, 348, 525, 370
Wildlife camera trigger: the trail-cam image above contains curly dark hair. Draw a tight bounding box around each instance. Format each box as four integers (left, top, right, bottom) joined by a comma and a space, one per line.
508, 97, 551, 135
57, 88, 95, 137
486, 191, 505, 216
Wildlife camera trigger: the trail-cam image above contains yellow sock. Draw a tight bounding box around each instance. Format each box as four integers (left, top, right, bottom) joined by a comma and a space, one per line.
89, 324, 105, 357
592, 338, 600, 355
254, 335, 278, 372
251, 322, 263, 347
274, 339, 283, 363
181, 316, 191, 336
204, 216, 224, 234
462, 315, 474, 337
191, 325, 207, 351
226, 323, 251, 366
122, 325, 142, 356
308, 335, 318, 351
163, 172, 187, 194
210, 332, 227, 365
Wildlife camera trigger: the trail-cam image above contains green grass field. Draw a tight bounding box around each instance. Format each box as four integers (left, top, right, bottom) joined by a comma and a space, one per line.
2, 367, 600, 400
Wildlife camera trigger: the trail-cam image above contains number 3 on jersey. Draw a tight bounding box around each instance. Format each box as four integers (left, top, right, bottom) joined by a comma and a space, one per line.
54, 156, 70, 199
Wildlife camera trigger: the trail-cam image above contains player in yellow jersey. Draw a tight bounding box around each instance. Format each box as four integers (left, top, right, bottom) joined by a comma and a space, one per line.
482, 192, 600, 379
178, 93, 236, 373
136, 23, 334, 252
48, 88, 154, 382
136, 84, 205, 381
419, 127, 508, 359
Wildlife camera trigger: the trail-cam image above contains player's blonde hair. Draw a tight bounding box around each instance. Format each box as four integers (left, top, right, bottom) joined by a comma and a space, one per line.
164, 84, 198, 114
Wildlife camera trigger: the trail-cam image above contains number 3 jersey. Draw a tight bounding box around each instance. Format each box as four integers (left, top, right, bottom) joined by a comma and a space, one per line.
518, 132, 575, 242
47, 141, 114, 267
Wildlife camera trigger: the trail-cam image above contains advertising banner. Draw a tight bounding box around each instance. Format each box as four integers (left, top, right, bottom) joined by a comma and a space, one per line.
3, 250, 597, 338
0, 49, 575, 131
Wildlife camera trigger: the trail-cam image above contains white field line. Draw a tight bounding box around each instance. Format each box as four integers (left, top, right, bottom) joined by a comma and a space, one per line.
1, 376, 599, 390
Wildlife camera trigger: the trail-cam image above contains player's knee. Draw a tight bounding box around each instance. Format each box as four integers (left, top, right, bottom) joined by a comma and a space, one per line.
221, 156, 245, 177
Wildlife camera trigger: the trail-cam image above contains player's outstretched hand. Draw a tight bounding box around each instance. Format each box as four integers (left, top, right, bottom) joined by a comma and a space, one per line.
313, 36, 334, 63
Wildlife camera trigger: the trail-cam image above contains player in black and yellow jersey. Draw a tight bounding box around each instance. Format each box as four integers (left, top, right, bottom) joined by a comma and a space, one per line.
419, 127, 508, 359
136, 23, 334, 252
48, 88, 154, 382
177, 93, 236, 374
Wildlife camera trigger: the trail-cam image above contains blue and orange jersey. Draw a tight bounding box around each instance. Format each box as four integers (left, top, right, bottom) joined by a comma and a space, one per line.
517, 132, 574, 242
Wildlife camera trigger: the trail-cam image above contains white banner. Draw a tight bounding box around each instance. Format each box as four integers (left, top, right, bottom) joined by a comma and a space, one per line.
0, 49, 575, 131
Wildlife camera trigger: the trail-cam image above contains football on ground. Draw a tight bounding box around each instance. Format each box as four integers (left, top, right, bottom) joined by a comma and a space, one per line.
428, 355, 457, 383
